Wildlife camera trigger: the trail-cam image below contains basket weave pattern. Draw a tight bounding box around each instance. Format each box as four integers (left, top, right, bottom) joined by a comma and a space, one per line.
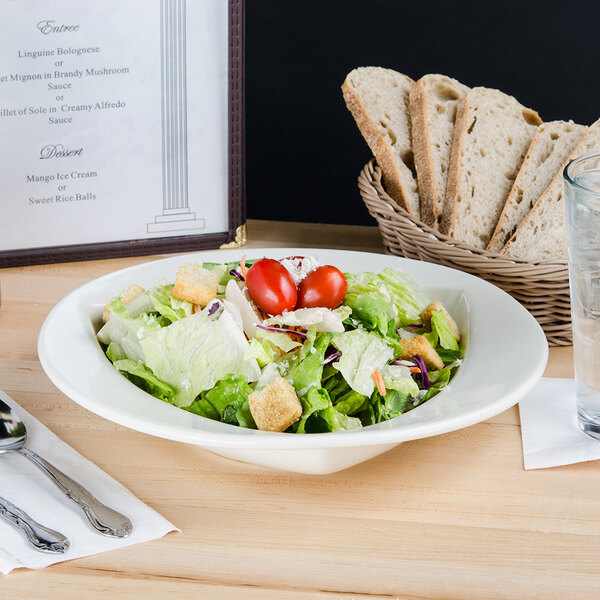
358, 160, 572, 346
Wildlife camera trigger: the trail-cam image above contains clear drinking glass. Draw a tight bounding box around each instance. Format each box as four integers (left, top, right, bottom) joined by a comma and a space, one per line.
564, 153, 600, 438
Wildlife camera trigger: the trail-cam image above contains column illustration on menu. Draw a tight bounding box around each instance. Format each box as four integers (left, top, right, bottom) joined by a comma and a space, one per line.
148, 0, 204, 234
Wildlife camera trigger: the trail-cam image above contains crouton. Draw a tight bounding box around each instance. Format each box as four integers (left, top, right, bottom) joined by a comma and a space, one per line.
102, 284, 145, 323
398, 335, 444, 371
419, 301, 461, 342
248, 376, 302, 432
172, 264, 218, 307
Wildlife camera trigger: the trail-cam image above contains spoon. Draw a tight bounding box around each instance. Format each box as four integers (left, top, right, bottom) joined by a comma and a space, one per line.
0, 495, 70, 553
0, 397, 132, 538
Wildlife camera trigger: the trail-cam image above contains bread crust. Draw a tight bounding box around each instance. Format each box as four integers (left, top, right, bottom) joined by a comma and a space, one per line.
500, 177, 565, 260
440, 93, 470, 236
441, 88, 541, 245
487, 132, 543, 253
409, 79, 437, 226
342, 73, 418, 216
501, 118, 600, 260
410, 75, 469, 229
488, 121, 585, 253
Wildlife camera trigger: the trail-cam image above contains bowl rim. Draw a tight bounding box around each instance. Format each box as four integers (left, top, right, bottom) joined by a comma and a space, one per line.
38, 247, 549, 450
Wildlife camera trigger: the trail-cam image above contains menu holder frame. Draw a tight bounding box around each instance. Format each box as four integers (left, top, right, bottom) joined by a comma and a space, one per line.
0, 0, 246, 268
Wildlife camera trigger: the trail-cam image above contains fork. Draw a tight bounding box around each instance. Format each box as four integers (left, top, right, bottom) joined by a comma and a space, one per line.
0, 495, 70, 553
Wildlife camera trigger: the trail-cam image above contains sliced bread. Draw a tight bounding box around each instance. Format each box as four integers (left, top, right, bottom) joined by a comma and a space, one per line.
501, 118, 600, 261
487, 120, 586, 253
409, 74, 470, 228
342, 67, 419, 216
440, 87, 541, 248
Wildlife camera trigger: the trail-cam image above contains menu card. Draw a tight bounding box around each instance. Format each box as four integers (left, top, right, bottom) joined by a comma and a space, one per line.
0, 0, 244, 265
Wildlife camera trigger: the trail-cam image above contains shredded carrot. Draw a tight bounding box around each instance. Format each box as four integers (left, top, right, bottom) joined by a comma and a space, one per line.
409, 366, 421, 374
372, 369, 386, 397
240, 254, 247, 279
194, 304, 200, 314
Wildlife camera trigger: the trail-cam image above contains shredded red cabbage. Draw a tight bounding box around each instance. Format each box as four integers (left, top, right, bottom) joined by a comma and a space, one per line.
322, 350, 342, 365
412, 354, 429, 390
255, 323, 307, 340
391, 358, 414, 367
208, 302, 224, 320
229, 268, 244, 281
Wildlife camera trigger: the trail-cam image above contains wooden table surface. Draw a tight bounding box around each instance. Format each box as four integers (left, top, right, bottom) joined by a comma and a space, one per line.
0, 219, 593, 600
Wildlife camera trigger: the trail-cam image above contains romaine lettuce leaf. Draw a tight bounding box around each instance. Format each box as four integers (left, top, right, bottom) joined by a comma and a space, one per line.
424, 310, 460, 351
244, 338, 275, 367
255, 328, 302, 352
199, 374, 256, 428
377, 268, 430, 324
437, 348, 462, 363
331, 329, 393, 396
343, 289, 390, 335
139, 307, 260, 407
149, 284, 193, 323
372, 389, 415, 422
296, 387, 361, 433
97, 298, 163, 363
185, 397, 220, 420
332, 390, 368, 415
203, 374, 253, 418
286, 333, 332, 397
113, 359, 174, 400
318, 406, 362, 432
343, 268, 431, 331
379, 364, 420, 396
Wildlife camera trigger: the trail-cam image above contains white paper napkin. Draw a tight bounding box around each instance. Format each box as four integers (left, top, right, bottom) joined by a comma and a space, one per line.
519, 377, 600, 470
0, 390, 177, 574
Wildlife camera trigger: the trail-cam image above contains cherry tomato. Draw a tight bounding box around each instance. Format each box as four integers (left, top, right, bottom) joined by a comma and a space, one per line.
245, 258, 298, 315
296, 265, 348, 309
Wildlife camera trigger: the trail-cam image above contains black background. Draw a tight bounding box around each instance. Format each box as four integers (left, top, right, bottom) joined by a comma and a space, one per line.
245, 0, 600, 226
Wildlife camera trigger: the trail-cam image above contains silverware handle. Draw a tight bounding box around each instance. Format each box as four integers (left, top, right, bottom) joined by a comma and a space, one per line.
0, 496, 69, 553
19, 447, 132, 538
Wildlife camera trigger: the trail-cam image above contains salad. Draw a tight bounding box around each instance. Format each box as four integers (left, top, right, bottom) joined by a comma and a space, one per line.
96, 255, 463, 434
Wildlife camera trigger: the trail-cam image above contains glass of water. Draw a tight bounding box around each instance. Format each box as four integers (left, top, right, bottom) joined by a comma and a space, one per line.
564, 153, 600, 438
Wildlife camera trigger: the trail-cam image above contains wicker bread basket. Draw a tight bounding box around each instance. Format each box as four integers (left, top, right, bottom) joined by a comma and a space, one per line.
358, 159, 572, 346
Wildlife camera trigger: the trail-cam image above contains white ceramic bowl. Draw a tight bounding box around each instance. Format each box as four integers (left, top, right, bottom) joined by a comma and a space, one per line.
38, 248, 548, 474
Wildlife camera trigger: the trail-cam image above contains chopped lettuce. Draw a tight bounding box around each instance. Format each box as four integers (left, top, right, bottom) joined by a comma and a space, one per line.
113, 359, 174, 400
343, 268, 430, 331
426, 367, 452, 397
372, 389, 415, 423
139, 307, 260, 407
424, 310, 460, 351
377, 268, 430, 323
332, 390, 368, 416
201, 374, 256, 428
331, 329, 393, 396
97, 298, 163, 363
379, 364, 420, 396
244, 338, 276, 367
185, 397, 220, 420
202, 259, 258, 288
343, 288, 391, 335
149, 284, 193, 323
296, 387, 361, 433
286, 332, 332, 397
99, 260, 462, 434
437, 348, 462, 363
255, 328, 302, 352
